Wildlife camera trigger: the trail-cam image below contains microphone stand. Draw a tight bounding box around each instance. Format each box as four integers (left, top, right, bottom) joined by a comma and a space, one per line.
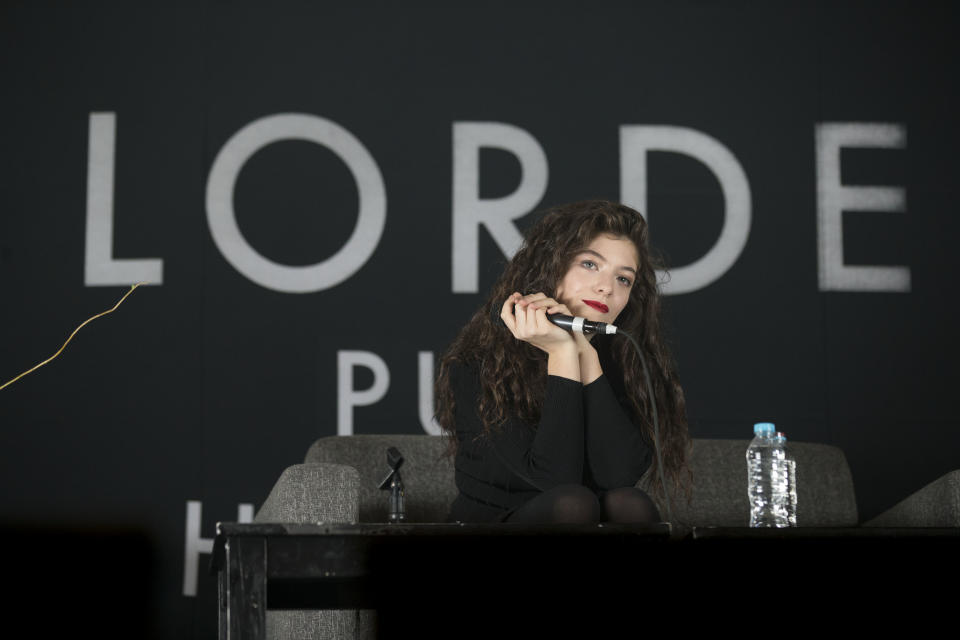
378, 446, 406, 523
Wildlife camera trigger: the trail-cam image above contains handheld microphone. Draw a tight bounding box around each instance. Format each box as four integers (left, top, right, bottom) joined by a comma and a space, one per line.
547, 314, 618, 336
491, 301, 618, 336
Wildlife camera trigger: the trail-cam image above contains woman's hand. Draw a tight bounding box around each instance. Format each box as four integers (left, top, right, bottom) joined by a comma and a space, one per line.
501, 292, 604, 384
501, 292, 580, 381
500, 292, 578, 356
507, 292, 598, 355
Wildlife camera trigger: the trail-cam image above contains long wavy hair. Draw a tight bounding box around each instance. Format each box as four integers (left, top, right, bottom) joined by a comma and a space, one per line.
434, 200, 691, 500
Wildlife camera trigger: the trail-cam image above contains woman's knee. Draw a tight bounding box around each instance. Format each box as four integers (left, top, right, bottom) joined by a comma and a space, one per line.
549, 484, 601, 523
602, 487, 660, 523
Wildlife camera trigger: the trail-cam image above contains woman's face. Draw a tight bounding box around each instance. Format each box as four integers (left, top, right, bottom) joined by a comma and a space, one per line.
555, 234, 639, 323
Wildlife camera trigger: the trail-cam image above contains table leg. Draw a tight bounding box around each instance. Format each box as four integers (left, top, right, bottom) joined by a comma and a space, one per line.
225, 536, 268, 640
218, 557, 227, 640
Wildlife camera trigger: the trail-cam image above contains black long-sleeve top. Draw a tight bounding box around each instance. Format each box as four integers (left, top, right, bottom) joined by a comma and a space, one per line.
447, 345, 654, 522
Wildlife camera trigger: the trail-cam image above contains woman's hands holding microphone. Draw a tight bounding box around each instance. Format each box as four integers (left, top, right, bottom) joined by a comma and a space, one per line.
500, 292, 573, 353
500, 292, 598, 382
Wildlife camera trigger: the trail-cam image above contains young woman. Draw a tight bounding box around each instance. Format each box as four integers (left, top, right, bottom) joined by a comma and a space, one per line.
435, 200, 690, 524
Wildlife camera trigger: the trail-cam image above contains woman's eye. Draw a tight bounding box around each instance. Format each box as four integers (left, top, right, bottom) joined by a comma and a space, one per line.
618, 276, 633, 287
581, 260, 597, 269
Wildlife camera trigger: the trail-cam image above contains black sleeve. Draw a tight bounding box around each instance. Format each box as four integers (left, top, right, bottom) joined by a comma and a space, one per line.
450, 363, 585, 492
582, 373, 653, 490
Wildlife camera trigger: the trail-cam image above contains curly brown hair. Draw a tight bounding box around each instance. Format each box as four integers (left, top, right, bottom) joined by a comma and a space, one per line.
434, 200, 691, 500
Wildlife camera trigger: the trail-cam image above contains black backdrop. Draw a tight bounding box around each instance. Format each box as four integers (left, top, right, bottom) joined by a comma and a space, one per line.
1, 1, 958, 636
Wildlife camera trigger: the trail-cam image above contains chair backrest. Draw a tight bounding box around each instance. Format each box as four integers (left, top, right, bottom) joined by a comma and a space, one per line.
306, 435, 859, 526
643, 439, 859, 529
305, 434, 456, 522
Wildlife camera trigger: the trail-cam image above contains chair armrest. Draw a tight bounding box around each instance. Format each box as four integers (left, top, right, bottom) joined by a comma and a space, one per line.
255, 463, 361, 524
863, 470, 960, 527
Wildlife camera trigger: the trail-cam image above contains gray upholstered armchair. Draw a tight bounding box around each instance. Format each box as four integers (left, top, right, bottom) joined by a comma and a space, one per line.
255, 434, 901, 529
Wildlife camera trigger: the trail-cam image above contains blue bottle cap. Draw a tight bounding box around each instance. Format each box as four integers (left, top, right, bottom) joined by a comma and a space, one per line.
754, 422, 775, 435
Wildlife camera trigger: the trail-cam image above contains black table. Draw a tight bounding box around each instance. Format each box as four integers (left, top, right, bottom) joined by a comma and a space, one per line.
211, 521, 672, 639
212, 522, 959, 639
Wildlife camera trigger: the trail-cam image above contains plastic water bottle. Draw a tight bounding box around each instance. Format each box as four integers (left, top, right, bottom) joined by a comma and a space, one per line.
775, 432, 798, 527
746, 422, 789, 527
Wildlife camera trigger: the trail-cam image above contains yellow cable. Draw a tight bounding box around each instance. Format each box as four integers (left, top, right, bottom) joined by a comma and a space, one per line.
0, 283, 145, 392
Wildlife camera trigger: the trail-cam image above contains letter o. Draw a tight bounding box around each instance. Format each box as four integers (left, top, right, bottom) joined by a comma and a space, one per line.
206, 113, 386, 293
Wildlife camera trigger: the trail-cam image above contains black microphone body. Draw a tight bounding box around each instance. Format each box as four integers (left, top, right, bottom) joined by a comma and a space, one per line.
491, 300, 617, 335
547, 314, 617, 336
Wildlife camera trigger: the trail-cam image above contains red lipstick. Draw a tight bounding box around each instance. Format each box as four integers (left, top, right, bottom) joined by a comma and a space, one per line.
583, 300, 609, 313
